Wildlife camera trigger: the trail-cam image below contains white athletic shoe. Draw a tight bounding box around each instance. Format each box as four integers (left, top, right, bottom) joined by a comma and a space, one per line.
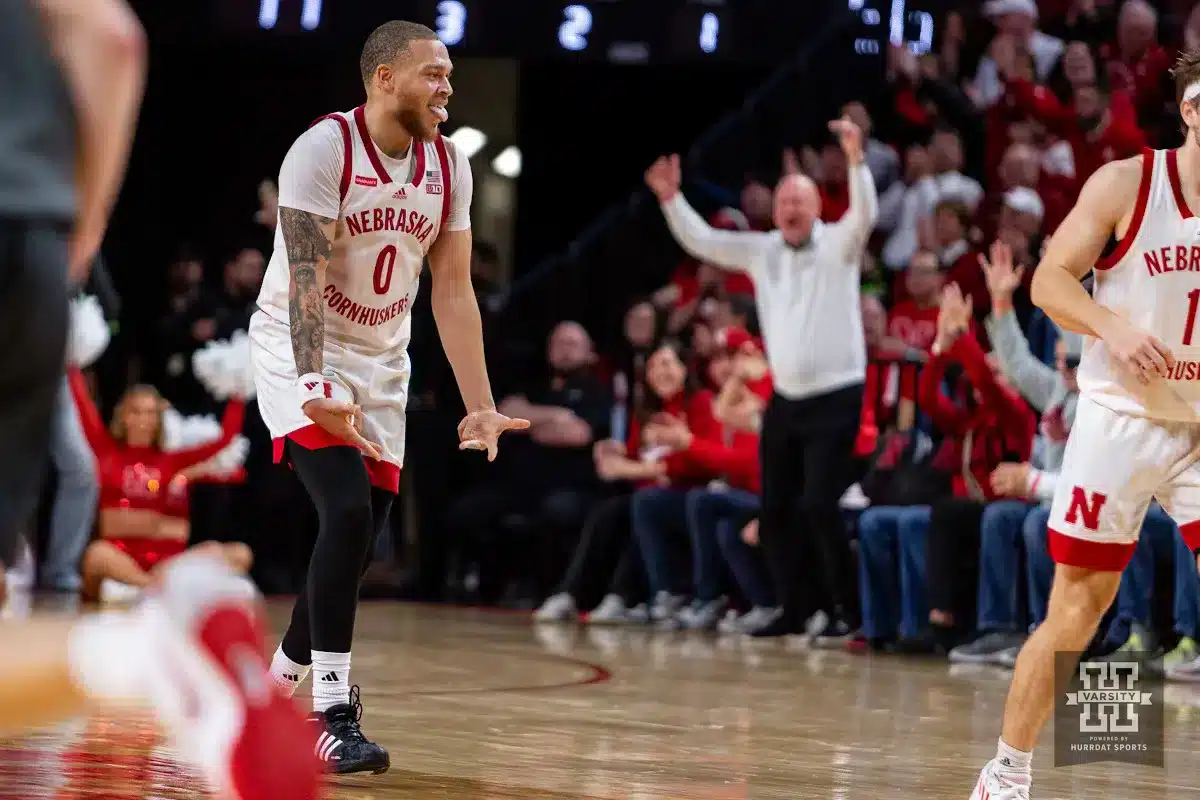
969, 759, 1030, 800
534, 592, 577, 622
586, 594, 631, 624
100, 579, 141, 605
146, 552, 322, 800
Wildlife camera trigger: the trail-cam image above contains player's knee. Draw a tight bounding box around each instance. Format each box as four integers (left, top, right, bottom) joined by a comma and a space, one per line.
1046, 563, 1122, 628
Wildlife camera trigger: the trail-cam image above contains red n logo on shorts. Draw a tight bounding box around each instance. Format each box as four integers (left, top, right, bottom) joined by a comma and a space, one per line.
1065, 487, 1108, 531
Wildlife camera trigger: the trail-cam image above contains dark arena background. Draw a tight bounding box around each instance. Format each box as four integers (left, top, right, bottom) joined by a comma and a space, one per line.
9, 0, 1200, 797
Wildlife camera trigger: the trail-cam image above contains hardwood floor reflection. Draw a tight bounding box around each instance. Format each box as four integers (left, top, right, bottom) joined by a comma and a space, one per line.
3, 600, 1200, 798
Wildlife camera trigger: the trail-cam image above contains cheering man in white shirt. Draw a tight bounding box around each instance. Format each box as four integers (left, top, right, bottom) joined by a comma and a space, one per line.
645, 118, 878, 640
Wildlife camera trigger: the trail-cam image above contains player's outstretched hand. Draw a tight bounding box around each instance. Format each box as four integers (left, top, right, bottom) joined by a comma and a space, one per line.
645, 155, 682, 203
458, 409, 531, 462
301, 397, 383, 460
1103, 318, 1175, 386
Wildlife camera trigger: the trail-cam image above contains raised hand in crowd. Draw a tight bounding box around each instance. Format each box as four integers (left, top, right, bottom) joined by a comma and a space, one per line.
828, 116, 864, 165
934, 282, 972, 351
978, 240, 1024, 309
887, 43, 920, 83
782, 147, 802, 177
989, 462, 1032, 498
645, 154, 682, 203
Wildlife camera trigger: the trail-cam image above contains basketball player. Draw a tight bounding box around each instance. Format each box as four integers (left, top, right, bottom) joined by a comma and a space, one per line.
0, 3, 322, 799
969, 49, 1200, 800
249, 20, 528, 774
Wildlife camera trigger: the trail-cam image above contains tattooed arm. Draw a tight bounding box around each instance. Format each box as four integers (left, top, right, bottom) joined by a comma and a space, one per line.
278, 207, 335, 375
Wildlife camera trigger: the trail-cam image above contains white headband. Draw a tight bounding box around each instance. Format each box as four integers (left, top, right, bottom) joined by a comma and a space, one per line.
1186, 80, 1200, 104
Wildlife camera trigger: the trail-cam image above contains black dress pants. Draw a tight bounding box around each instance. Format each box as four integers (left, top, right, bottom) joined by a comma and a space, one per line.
757, 384, 863, 629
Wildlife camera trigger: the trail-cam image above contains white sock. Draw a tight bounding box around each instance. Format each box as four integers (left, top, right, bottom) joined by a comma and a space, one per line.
311, 650, 350, 713
995, 737, 1032, 778
67, 611, 154, 703
268, 645, 311, 698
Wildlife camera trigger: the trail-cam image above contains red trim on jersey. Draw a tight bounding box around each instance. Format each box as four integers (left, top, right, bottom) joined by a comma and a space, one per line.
1047, 527, 1137, 572
353, 105, 393, 185
1095, 148, 1154, 271
1179, 520, 1200, 552
434, 135, 452, 231
411, 139, 426, 188
272, 426, 401, 493
309, 114, 353, 203
1167, 148, 1195, 220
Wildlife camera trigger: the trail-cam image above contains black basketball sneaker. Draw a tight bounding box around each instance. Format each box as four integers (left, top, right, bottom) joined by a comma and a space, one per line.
309, 685, 390, 775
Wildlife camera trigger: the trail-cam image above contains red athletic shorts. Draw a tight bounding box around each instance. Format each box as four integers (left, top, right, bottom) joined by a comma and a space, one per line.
107, 537, 188, 571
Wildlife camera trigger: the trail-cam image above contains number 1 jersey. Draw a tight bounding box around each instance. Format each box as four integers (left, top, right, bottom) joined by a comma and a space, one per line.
1079, 147, 1200, 422
255, 106, 473, 358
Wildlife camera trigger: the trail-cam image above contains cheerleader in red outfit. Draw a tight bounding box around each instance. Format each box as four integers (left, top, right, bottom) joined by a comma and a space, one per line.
70, 369, 251, 601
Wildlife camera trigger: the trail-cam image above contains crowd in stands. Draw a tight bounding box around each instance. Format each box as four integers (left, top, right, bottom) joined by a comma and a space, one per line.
21, 0, 1200, 687
525, 0, 1200, 683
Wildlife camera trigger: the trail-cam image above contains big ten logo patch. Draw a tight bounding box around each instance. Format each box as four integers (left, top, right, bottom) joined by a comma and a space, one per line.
1054, 652, 1163, 767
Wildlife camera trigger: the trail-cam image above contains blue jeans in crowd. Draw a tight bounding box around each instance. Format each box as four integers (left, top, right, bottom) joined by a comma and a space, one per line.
976, 500, 1035, 632
684, 487, 773, 607
1105, 505, 1200, 644
1022, 504, 1200, 643
857, 505, 932, 641
631, 486, 691, 597
42, 378, 99, 591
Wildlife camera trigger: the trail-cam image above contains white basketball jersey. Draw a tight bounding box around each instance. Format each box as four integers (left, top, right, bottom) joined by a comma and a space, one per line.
1078, 148, 1200, 421
256, 105, 452, 356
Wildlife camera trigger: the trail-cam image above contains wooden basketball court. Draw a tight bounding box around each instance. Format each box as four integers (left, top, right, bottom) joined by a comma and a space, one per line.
3, 600, 1200, 798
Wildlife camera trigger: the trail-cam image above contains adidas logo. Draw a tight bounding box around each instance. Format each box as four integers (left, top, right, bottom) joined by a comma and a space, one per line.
315, 730, 343, 762
318, 671, 340, 683
282, 673, 301, 683
392, 187, 407, 200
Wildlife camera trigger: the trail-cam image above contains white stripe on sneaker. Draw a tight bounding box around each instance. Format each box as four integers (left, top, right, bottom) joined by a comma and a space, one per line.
316, 731, 343, 761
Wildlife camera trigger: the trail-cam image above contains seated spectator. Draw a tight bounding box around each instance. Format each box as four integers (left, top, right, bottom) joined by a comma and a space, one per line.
624, 341, 722, 621
919, 283, 1036, 648
1001, 49, 1145, 186
607, 298, 666, 444
1057, 41, 1138, 130
884, 250, 943, 356
929, 127, 984, 212
444, 321, 611, 604
974, 0, 1064, 108
712, 326, 772, 429
1100, 0, 1171, 128
948, 242, 1078, 663
70, 370, 251, 602
532, 437, 654, 625
649, 335, 775, 631
739, 181, 773, 231
931, 202, 989, 326
879, 144, 939, 271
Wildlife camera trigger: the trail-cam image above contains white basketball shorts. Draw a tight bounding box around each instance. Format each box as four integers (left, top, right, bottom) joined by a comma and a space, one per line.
248, 310, 409, 492
1048, 394, 1200, 571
